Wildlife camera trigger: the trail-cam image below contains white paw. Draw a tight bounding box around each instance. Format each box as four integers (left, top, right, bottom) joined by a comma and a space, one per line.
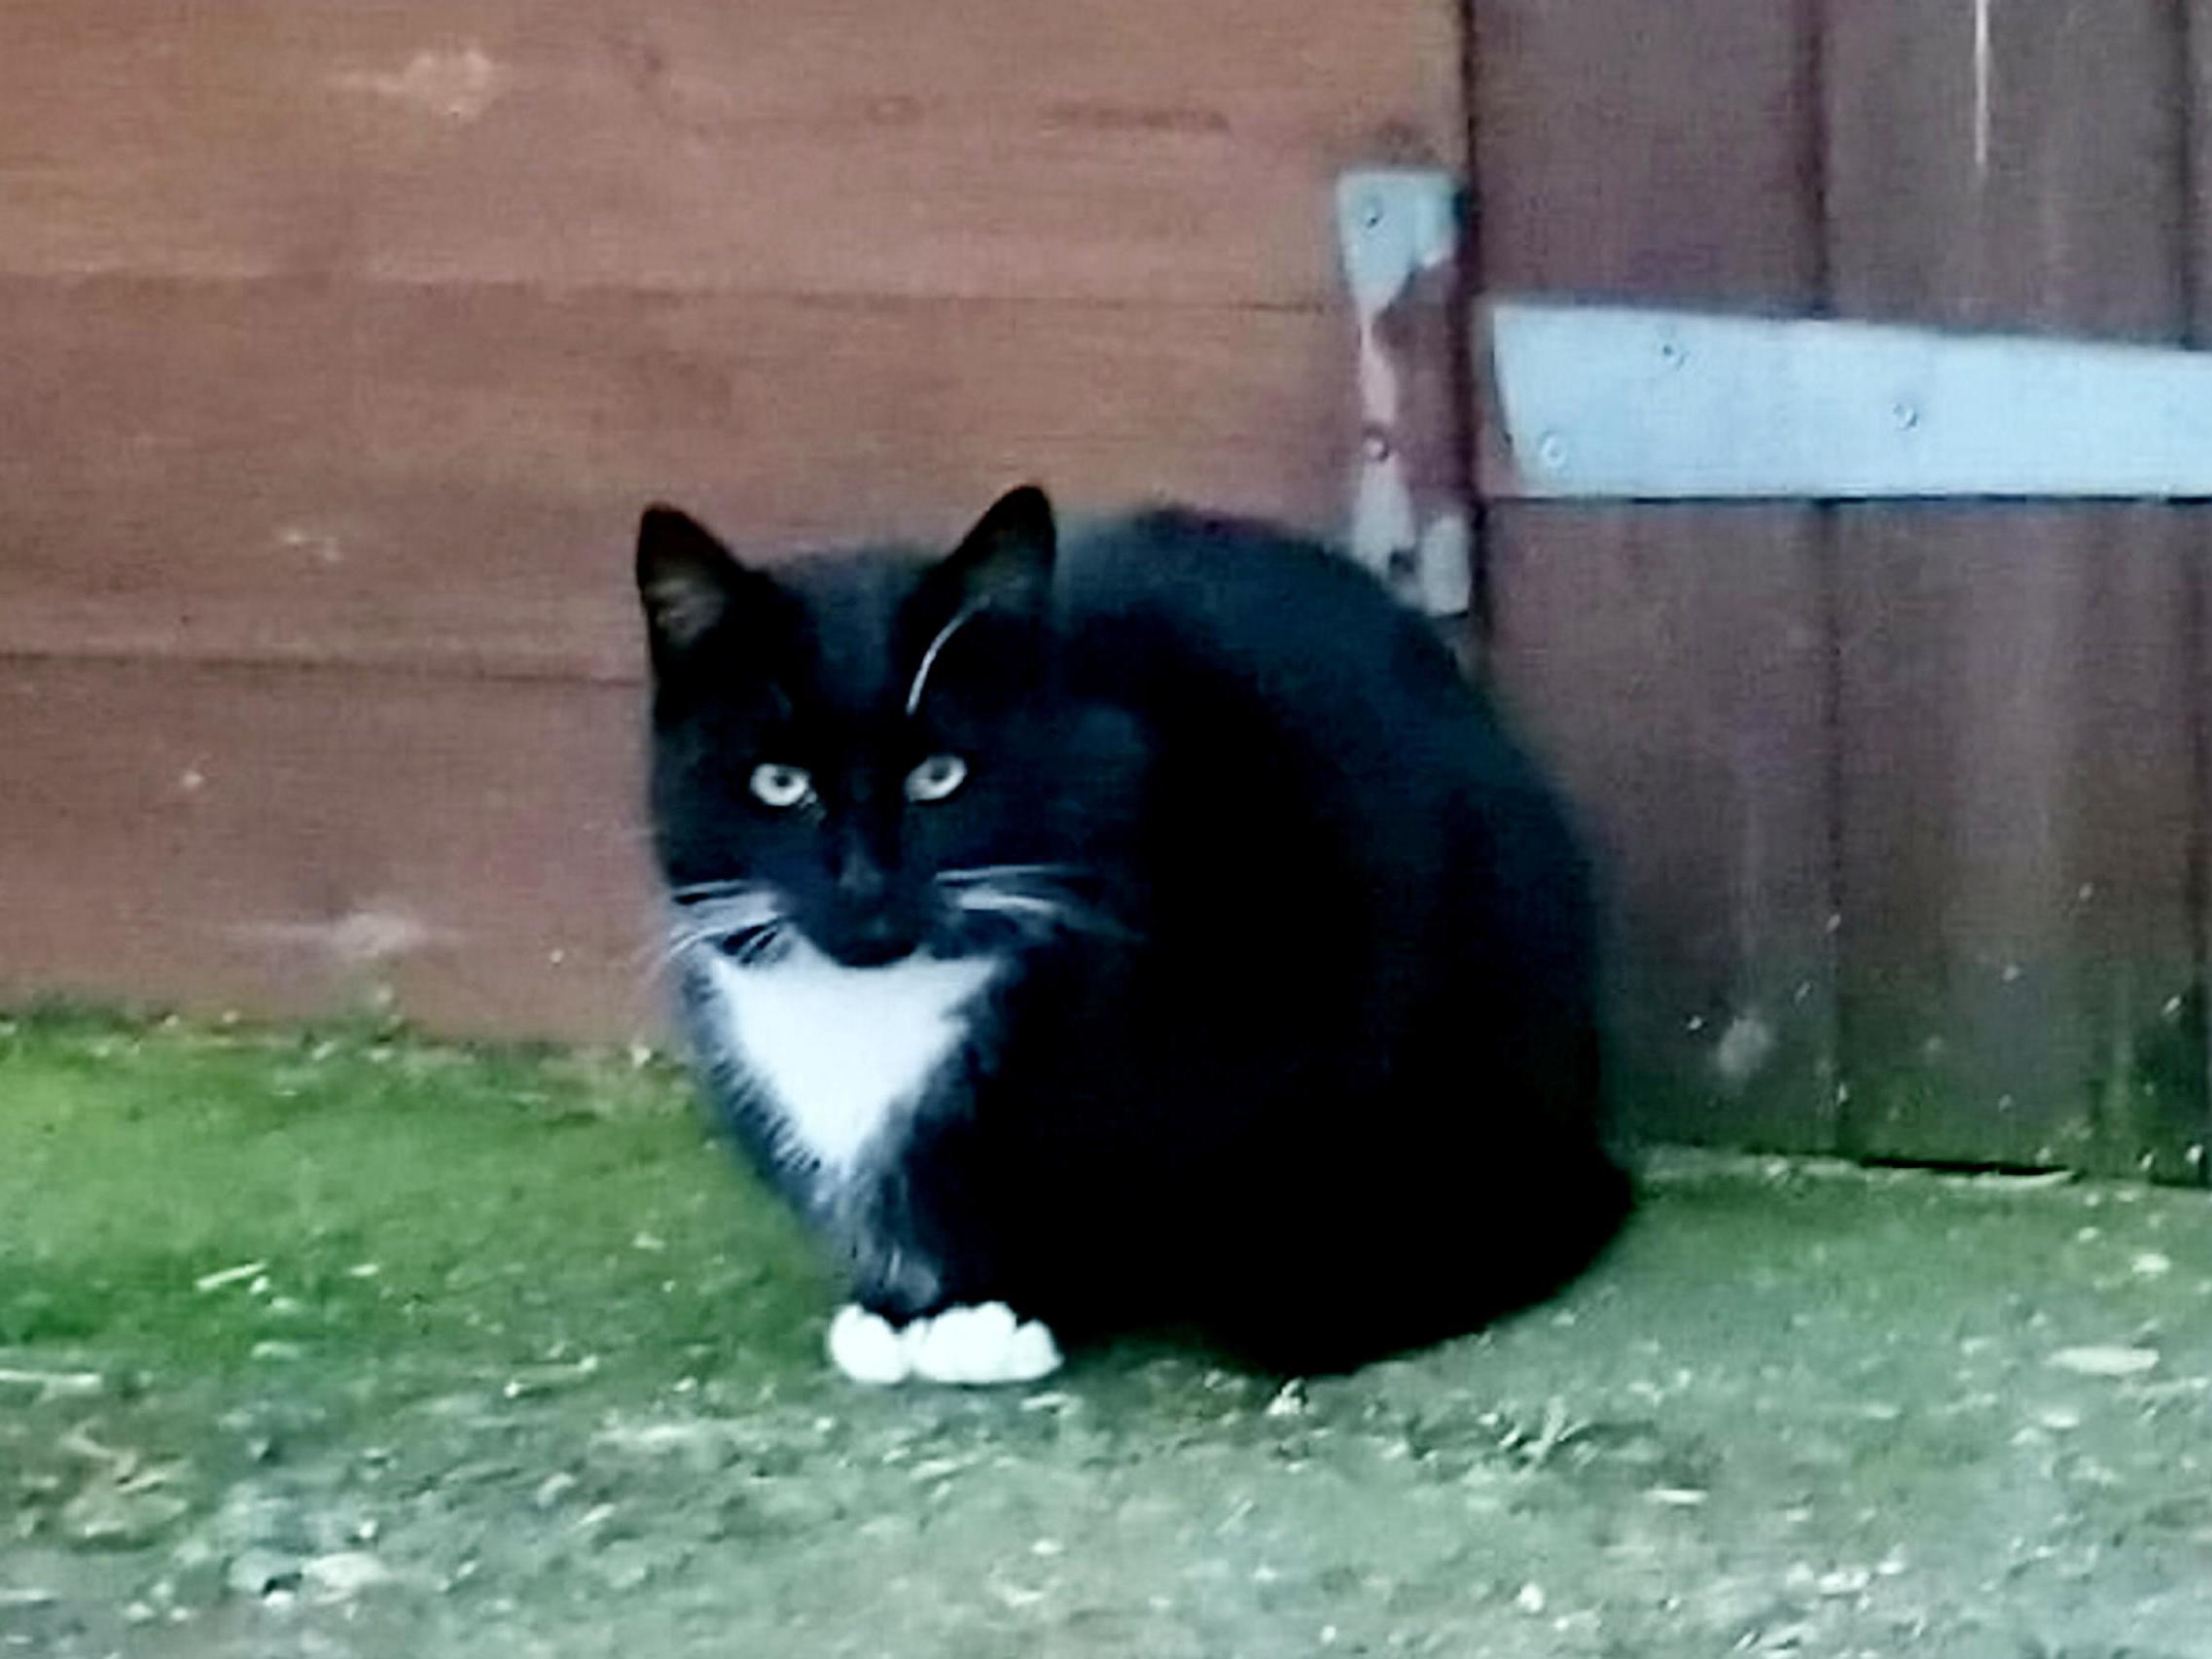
902, 1301, 1062, 1386
827, 1303, 911, 1385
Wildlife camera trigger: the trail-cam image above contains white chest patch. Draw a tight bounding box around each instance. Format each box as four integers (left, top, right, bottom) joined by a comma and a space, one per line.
705, 938, 1000, 1175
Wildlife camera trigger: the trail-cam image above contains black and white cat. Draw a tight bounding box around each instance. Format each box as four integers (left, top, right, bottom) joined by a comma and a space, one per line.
636, 486, 1629, 1384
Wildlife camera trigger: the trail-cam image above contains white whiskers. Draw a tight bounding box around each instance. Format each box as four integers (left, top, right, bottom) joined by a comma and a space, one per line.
643, 864, 1125, 977
650, 880, 791, 973
933, 864, 1087, 888
933, 864, 1129, 942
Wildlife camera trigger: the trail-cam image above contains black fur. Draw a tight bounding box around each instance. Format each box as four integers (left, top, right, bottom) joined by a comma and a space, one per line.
637, 486, 1630, 1375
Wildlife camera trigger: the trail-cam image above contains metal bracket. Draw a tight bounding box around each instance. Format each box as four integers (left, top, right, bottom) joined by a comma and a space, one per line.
1335, 169, 1472, 617
1490, 300, 2212, 498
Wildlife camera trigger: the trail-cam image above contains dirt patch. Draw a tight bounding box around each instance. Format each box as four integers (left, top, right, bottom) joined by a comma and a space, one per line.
4, 1016, 2211, 1656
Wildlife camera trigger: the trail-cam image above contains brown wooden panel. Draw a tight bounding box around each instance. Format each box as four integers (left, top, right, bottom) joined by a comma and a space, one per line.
1467, 4, 1835, 1151
1468, 0, 1818, 480
1834, 512, 2204, 1177
0, 0, 1456, 305
1485, 507, 1837, 1152
1826, 0, 2190, 338
0, 276, 1352, 676
2194, 1, 2212, 330
1469, 0, 1820, 305
0, 657, 658, 1041
1823, 1, 2205, 1177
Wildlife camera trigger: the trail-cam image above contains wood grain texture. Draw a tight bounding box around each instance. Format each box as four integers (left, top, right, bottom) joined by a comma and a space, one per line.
1469, 2, 1836, 1152
1834, 512, 2203, 1177
2191, 1, 2212, 332
0, 0, 1448, 1040
1486, 508, 1837, 1151
0, 276, 1353, 676
0, 657, 660, 1041
0, 0, 1458, 305
1469, 0, 1821, 307
1827, 0, 2190, 339
1822, 1, 2207, 1175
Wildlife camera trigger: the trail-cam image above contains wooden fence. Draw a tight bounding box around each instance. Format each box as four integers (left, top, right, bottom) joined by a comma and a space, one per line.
1475, 1, 2207, 1180
4, 1, 2209, 1179
0, 0, 1447, 1031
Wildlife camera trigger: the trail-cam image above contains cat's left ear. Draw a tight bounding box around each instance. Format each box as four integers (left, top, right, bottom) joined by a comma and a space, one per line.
938, 484, 1057, 623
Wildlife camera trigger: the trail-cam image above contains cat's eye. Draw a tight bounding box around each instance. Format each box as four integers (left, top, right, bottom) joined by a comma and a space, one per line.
904, 754, 968, 803
749, 763, 814, 810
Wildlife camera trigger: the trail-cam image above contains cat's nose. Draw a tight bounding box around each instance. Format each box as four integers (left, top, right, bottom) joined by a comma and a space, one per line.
834, 915, 918, 968
835, 847, 889, 903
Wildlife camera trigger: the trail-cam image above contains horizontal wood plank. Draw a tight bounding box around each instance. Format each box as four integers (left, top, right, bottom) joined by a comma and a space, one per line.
0, 276, 1355, 676
0, 657, 660, 1041
0, 0, 1457, 304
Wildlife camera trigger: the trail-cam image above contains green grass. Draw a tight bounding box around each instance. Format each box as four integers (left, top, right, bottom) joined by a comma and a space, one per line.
0, 1009, 826, 1400
8, 1009, 2212, 1656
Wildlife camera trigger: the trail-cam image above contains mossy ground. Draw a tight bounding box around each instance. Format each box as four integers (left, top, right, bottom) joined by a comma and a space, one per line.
4, 1010, 2210, 1657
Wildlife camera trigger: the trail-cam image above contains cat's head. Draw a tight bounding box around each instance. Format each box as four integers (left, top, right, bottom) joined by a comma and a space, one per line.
636, 486, 1141, 971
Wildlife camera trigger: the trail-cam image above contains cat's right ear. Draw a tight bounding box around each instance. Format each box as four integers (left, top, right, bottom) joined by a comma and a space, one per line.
636, 504, 750, 671
939, 484, 1057, 623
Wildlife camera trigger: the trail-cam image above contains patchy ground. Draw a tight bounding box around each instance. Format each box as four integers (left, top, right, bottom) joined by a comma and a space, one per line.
3, 1012, 2210, 1659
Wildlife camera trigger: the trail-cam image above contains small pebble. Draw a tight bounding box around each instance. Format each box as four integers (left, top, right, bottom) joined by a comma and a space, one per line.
2048, 1346, 2159, 1378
